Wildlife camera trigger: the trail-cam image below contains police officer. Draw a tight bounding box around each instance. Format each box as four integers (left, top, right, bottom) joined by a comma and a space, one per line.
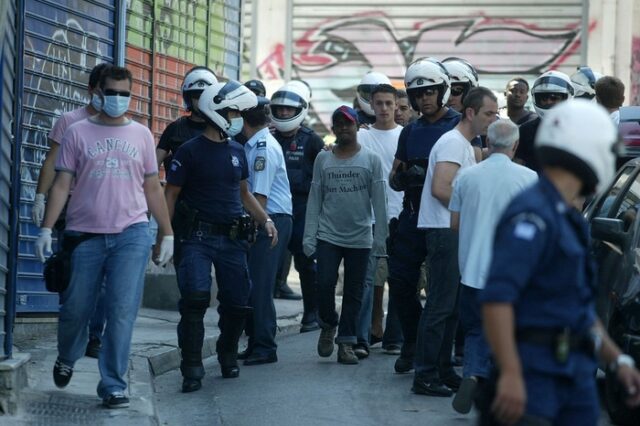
270, 80, 325, 330
479, 100, 640, 425
442, 57, 479, 113
570, 66, 602, 100
388, 58, 461, 376
164, 80, 277, 393
240, 96, 293, 366
357, 71, 392, 125
515, 70, 573, 172
156, 66, 217, 170
244, 79, 267, 97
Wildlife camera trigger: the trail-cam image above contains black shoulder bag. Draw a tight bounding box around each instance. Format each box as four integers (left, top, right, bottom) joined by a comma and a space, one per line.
43, 233, 99, 293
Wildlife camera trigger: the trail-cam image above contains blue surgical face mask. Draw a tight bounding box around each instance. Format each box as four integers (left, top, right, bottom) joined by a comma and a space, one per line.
102, 95, 131, 118
226, 117, 244, 136
90, 94, 103, 112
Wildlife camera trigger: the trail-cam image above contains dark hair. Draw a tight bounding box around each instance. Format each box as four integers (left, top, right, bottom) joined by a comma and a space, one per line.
506, 77, 529, 91
396, 89, 409, 100
242, 105, 269, 127
595, 76, 625, 109
89, 63, 111, 89
462, 86, 497, 119
99, 66, 133, 89
371, 84, 397, 101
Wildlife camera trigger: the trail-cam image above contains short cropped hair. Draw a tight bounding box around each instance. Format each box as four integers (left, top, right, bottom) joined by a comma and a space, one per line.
596, 76, 625, 109
99, 66, 132, 89
397, 89, 409, 100
89, 63, 111, 89
371, 84, 397, 101
487, 119, 519, 149
242, 105, 269, 127
506, 77, 529, 91
462, 87, 497, 119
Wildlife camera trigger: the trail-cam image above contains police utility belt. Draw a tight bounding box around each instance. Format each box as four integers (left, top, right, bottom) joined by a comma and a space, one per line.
516, 327, 596, 363
176, 201, 255, 241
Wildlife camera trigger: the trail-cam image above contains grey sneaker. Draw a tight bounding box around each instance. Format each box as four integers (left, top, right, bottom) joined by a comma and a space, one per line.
103, 391, 130, 409
337, 343, 359, 364
317, 327, 337, 357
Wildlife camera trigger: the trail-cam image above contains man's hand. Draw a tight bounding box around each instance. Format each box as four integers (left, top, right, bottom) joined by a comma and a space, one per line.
153, 235, 174, 267
35, 228, 53, 263
32, 193, 46, 226
617, 364, 640, 407
491, 370, 526, 425
265, 220, 278, 248
303, 243, 316, 258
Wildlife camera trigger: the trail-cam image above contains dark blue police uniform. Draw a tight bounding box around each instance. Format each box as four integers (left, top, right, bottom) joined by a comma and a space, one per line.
479, 175, 599, 424
387, 109, 461, 362
274, 126, 324, 314
167, 135, 253, 382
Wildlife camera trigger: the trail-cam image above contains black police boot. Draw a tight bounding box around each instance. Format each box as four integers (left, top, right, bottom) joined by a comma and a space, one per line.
177, 292, 210, 393
394, 342, 415, 373
217, 305, 253, 379
274, 280, 302, 300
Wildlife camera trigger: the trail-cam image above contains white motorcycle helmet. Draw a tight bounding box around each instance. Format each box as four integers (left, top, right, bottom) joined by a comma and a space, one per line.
531, 70, 574, 118
357, 71, 391, 116
270, 81, 311, 133
442, 57, 479, 92
535, 99, 618, 195
404, 57, 451, 111
182, 67, 218, 111
570, 66, 603, 100
198, 80, 257, 135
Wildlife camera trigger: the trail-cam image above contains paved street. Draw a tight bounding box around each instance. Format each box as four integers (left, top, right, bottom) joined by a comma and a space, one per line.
154, 329, 476, 426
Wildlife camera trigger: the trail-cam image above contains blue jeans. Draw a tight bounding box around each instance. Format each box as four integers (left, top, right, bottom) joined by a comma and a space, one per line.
316, 240, 370, 344
57, 222, 152, 399
414, 228, 459, 381
459, 284, 491, 379
247, 214, 292, 356
356, 253, 378, 347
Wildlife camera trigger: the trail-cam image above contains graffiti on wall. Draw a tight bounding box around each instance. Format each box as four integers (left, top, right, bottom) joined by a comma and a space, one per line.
631, 36, 640, 106
258, 12, 590, 133
21, 18, 105, 201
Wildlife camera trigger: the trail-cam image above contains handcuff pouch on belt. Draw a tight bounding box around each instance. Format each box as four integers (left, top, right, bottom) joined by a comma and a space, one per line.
232, 214, 256, 242
517, 327, 595, 364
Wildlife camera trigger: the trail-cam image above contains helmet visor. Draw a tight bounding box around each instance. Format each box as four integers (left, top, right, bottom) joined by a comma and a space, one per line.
184, 79, 211, 92
357, 85, 376, 103
533, 76, 574, 96
271, 105, 303, 120
271, 91, 307, 109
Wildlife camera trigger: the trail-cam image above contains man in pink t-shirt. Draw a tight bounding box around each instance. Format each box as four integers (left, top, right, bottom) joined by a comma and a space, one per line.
32, 62, 110, 226
34, 66, 174, 409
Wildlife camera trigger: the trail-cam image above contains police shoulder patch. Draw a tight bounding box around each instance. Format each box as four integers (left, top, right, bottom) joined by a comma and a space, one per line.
254, 156, 266, 171
257, 140, 267, 149
513, 222, 537, 241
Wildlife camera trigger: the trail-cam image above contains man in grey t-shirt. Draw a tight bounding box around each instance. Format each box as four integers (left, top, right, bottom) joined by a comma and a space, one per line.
303, 106, 388, 365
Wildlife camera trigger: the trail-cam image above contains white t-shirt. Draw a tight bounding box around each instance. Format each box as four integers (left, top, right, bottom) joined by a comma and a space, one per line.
358, 125, 404, 221
418, 128, 475, 228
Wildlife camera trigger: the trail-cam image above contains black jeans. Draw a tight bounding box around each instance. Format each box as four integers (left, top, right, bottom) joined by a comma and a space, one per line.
316, 239, 370, 344
414, 228, 460, 381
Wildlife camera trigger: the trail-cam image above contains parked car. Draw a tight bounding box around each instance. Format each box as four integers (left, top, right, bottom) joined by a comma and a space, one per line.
585, 158, 640, 425
616, 106, 640, 169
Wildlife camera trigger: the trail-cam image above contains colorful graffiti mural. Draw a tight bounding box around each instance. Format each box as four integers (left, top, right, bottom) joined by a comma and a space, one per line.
631, 36, 640, 106
258, 12, 590, 134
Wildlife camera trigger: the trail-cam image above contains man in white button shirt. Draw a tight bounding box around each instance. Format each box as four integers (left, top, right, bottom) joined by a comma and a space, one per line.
412, 87, 497, 397
449, 119, 537, 414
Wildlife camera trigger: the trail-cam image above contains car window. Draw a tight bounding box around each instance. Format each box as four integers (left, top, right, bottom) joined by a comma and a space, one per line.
594, 166, 635, 218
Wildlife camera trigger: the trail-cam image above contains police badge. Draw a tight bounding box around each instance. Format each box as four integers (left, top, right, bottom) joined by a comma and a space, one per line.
254, 156, 266, 171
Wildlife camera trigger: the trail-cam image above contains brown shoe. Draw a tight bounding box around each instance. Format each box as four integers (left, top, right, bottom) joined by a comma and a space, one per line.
317, 327, 337, 357
337, 343, 359, 364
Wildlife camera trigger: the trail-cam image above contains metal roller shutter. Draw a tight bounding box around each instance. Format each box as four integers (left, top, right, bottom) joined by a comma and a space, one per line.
19, 0, 116, 313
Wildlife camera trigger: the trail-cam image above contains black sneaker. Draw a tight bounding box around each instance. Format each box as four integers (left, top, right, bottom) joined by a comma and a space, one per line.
394, 356, 413, 373
412, 378, 453, 397
85, 336, 101, 359
103, 391, 130, 409
53, 358, 73, 388
441, 372, 463, 391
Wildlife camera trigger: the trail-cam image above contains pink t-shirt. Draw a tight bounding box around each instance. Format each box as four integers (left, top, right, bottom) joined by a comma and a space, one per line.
48, 106, 93, 144
56, 118, 158, 233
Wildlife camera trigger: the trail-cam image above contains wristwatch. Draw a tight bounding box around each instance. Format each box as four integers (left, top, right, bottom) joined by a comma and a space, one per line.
611, 354, 636, 372
264, 218, 274, 226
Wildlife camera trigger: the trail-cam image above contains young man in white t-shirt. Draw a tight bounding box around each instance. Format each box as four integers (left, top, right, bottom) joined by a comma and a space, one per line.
355, 84, 404, 358
412, 87, 498, 397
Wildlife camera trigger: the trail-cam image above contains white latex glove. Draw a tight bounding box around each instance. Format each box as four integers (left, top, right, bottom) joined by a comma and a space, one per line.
32, 193, 46, 226
35, 228, 53, 263
155, 235, 174, 267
